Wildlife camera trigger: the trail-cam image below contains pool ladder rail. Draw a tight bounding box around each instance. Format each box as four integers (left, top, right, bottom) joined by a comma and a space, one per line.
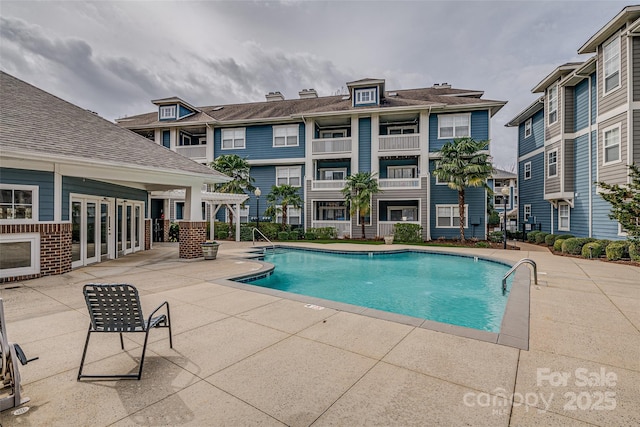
252, 227, 275, 252
502, 258, 538, 295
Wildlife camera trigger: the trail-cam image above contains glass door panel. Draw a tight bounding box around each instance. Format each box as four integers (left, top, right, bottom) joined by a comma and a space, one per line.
100, 202, 109, 257
71, 201, 81, 264
134, 205, 140, 249
126, 205, 132, 252
117, 204, 123, 255
85, 202, 96, 262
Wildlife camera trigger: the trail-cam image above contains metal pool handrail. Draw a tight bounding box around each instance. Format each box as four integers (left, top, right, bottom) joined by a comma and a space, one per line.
252, 227, 275, 251
502, 258, 538, 295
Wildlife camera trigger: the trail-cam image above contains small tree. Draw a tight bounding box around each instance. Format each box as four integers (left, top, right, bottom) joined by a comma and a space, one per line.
341, 172, 381, 239
597, 164, 640, 243
209, 154, 255, 234
433, 137, 492, 242
265, 184, 303, 231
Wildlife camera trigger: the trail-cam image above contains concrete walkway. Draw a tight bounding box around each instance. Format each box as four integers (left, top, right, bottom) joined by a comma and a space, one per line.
1, 242, 638, 426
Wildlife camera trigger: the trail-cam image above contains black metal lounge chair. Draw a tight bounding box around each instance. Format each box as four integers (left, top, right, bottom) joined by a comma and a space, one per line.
77, 284, 172, 381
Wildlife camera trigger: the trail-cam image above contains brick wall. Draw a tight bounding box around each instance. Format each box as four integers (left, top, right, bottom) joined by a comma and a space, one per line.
178, 221, 207, 259
0, 223, 72, 282
163, 219, 171, 242
145, 219, 151, 250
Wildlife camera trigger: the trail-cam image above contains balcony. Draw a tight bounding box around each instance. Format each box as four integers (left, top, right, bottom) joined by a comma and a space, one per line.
311, 220, 351, 237
176, 145, 207, 159
378, 134, 420, 152
378, 178, 420, 189
311, 180, 346, 191
311, 137, 352, 155
378, 220, 420, 237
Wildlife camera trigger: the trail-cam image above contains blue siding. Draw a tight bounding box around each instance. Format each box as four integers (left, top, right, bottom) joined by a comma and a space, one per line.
574, 79, 590, 131
62, 177, 147, 221
518, 153, 550, 233
214, 124, 305, 160
0, 167, 54, 221
590, 72, 597, 125
429, 110, 489, 152
429, 161, 485, 239
162, 130, 170, 148
518, 109, 544, 156
178, 104, 194, 119
358, 118, 371, 172
590, 131, 618, 239
570, 134, 590, 236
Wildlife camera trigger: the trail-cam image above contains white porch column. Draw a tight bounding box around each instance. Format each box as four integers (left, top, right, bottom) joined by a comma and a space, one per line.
351, 114, 359, 173
371, 113, 379, 175
184, 185, 203, 221
206, 125, 215, 163
154, 129, 162, 145
235, 202, 241, 242
169, 128, 177, 151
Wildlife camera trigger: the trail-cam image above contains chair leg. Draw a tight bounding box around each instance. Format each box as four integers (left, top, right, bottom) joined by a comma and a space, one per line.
119, 333, 124, 350
137, 329, 151, 380
77, 325, 92, 381
166, 305, 173, 349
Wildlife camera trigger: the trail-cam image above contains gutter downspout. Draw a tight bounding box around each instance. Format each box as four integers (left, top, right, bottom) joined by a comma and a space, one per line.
588, 75, 593, 238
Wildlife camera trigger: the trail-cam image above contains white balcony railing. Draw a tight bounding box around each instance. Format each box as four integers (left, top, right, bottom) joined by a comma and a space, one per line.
311, 137, 352, 154
378, 134, 420, 151
378, 221, 421, 237
311, 180, 346, 190
311, 220, 351, 237
378, 178, 420, 189
176, 145, 207, 159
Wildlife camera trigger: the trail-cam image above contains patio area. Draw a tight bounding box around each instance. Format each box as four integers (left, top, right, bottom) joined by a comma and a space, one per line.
1, 241, 638, 426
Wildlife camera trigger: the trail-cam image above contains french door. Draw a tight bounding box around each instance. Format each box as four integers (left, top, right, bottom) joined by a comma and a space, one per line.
116, 200, 143, 256
72, 197, 111, 268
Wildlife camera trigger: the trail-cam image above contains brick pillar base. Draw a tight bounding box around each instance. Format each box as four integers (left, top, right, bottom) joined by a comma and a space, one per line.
179, 221, 207, 259
163, 219, 171, 242
144, 219, 151, 250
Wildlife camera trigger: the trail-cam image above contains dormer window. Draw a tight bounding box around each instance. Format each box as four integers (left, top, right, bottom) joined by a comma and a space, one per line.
354, 88, 377, 106
159, 105, 176, 120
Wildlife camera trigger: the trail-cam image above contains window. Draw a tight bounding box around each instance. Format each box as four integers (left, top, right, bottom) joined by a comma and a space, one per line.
603, 36, 620, 94
436, 204, 468, 228
387, 166, 417, 179
276, 166, 302, 187
388, 207, 418, 221
276, 206, 301, 225
558, 203, 570, 231
355, 202, 372, 226
524, 205, 532, 222
239, 206, 249, 223
221, 128, 245, 149
180, 134, 192, 146
0, 233, 40, 279
159, 105, 176, 119
524, 162, 532, 180
548, 85, 558, 125
273, 125, 299, 147
175, 202, 184, 220
0, 185, 38, 221
354, 88, 376, 105
319, 168, 346, 180
387, 126, 417, 135
438, 114, 470, 138
435, 174, 448, 185
547, 150, 558, 178
315, 201, 347, 221
603, 125, 621, 164
524, 118, 532, 138
320, 130, 347, 138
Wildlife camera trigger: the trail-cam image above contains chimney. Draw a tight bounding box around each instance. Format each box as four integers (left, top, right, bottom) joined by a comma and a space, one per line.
298, 88, 318, 99
265, 91, 285, 102
432, 82, 451, 89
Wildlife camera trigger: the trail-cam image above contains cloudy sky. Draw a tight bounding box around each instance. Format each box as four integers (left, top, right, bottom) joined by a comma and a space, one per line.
0, 1, 630, 169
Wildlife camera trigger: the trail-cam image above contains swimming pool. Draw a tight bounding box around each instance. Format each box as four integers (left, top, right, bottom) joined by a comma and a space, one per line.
241, 248, 513, 332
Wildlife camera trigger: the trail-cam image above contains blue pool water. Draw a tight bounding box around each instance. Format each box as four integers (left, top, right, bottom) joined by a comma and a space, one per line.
244, 249, 512, 332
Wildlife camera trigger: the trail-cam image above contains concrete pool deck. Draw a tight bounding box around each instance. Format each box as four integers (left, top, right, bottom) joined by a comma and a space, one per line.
1, 241, 638, 426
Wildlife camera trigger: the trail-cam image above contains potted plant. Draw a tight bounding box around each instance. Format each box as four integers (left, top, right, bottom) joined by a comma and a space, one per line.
201, 240, 220, 260
384, 235, 394, 245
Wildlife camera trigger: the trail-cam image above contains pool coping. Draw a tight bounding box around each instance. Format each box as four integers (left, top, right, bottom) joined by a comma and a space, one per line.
214, 245, 531, 350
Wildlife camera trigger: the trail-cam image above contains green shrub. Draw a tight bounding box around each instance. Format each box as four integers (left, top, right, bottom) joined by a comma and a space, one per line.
475, 241, 491, 248
527, 230, 540, 243
288, 231, 299, 240
544, 234, 557, 246
310, 227, 337, 240
168, 222, 180, 242
557, 234, 574, 240
552, 234, 573, 251
304, 232, 317, 240
277, 231, 290, 241
606, 241, 630, 260
534, 232, 549, 244
630, 242, 640, 261
214, 222, 230, 239
239, 226, 253, 241
581, 242, 604, 259
562, 237, 596, 255
595, 239, 612, 250
489, 231, 503, 243
393, 223, 423, 243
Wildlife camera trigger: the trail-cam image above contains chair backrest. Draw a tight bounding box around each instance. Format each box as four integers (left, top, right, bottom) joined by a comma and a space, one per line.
83, 284, 145, 332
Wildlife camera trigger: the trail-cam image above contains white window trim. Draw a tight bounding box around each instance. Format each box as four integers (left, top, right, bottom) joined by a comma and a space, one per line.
387, 125, 417, 135
602, 123, 622, 166
198, 136, 207, 145
603, 34, 621, 96
273, 125, 299, 147
221, 128, 246, 150
315, 201, 348, 221
387, 165, 417, 179
434, 175, 448, 185
275, 205, 302, 225
558, 203, 570, 231
387, 206, 419, 222
318, 168, 347, 180
0, 232, 40, 278
276, 166, 302, 187
547, 149, 558, 178
159, 105, 176, 120
320, 129, 347, 138
354, 88, 377, 105
0, 184, 39, 223
180, 134, 192, 146
548, 85, 558, 126
524, 118, 532, 138
524, 204, 532, 222
524, 162, 532, 180
435, 204, 469, 229
437, 113, 471, 139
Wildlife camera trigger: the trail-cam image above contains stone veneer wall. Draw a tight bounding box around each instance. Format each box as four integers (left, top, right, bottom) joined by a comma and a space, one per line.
0, 223, 72, 282
178, 221, 207, 259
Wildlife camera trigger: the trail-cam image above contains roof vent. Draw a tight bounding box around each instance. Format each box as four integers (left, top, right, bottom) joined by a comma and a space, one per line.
298, 88, 318, 99
433, 83, 451, 89
212, 106, 224, 111
388, 92, 397, 97
266, 91, 285, 102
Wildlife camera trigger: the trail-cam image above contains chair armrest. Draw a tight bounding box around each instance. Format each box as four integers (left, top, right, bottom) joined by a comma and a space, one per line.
146, 301, 170, 327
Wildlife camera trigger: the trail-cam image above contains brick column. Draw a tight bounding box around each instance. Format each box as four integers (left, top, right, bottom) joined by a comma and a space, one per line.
178, 221, 207, 259
144, 219, 151, 250
163, 219, 171, 242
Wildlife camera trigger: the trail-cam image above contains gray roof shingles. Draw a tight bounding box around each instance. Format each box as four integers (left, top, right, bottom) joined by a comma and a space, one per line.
0, 72, 226, 178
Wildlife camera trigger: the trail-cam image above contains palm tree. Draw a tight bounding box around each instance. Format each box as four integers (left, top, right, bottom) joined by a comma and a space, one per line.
341, 172, 381, 239
265, 184, 303, 231
209, 154, 255, 234
432, 137, 492, 242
